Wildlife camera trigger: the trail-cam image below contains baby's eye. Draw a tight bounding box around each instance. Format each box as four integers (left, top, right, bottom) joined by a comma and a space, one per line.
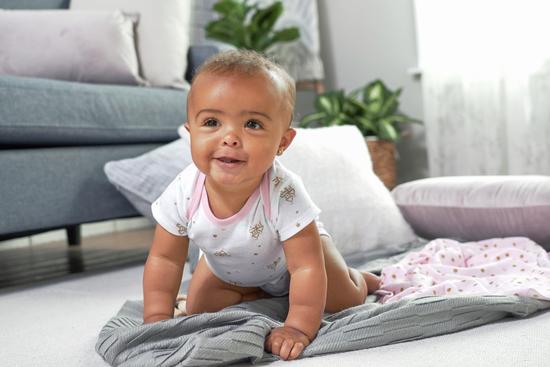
203, 118, 219, 127
245, 119, 263, 130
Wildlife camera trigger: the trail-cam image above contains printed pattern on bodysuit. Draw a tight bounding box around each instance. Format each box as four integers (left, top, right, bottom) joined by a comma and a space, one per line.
151, 159, 321, 288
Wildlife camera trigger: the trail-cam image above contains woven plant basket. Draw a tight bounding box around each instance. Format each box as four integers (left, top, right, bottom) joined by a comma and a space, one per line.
366, 138, 396, 190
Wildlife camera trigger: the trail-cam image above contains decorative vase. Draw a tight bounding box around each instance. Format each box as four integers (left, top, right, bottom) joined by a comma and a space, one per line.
365, 137, 396, 190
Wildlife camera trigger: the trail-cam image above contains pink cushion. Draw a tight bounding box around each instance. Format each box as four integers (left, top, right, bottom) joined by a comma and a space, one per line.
391, 176, 550, 249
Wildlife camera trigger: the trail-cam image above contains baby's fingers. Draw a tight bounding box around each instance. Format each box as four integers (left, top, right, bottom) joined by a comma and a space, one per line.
266, 336, 283, 356
288, 342, 305, 360
279, 339, 295, 360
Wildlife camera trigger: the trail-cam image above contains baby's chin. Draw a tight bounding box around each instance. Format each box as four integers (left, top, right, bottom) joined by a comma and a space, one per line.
210, 175, 241, 187
208, 170, 263, 190
209, 169, 246, 185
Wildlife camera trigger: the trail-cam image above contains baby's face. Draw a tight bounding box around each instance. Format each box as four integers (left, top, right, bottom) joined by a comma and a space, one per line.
186, 71, 295, 190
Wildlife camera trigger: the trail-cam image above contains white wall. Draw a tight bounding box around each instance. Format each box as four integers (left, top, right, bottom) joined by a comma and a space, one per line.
316, 0, 428, 182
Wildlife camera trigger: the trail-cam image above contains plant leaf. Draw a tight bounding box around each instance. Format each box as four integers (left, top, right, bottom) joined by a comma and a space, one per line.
213, 0, 241, 15
327, 117, 343, 126
251, 1, 283, 32
364, 80, 385, 101
271, 27, 300, 43
363, 84, 385, 116
206, 0, 251, 48
379, 90, 399, 117
378, 119, 399, 141
315, 95, 334, 114
208, 0, 300, 52
346, 97, 371, 116
302, 76, 417, 140
206, 21, 239, 45
388, 114, 423, 125
357, 116, 377, 133
300, 112, 326, 126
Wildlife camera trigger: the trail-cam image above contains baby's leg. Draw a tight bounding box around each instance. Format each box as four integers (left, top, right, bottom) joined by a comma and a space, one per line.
322, 235, 380, 313
179, 256, 269, 315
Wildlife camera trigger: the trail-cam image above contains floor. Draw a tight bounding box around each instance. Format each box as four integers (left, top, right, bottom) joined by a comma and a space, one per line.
0, 227, 153, 290
0, 226, 164, 367
2, 228, 550, 366
3, 248, 549, 367
1, 263, 147, 366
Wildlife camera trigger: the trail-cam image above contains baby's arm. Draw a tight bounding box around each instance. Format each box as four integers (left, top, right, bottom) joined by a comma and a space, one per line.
143, 224, 189, 323
265, 222, 327, 360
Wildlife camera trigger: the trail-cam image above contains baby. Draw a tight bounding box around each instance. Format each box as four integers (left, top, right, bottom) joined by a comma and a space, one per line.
143, 50, 380, 361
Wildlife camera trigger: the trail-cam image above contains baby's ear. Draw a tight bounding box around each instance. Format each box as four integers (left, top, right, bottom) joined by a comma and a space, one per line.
281, 127, 297, 150
184, 122, 190, 132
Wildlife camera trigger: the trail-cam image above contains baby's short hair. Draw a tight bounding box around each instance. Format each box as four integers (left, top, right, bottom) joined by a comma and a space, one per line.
193, 49, 296, 121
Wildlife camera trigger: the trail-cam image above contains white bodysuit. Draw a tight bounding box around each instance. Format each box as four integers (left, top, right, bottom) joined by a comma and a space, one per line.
151, 159, 327, 296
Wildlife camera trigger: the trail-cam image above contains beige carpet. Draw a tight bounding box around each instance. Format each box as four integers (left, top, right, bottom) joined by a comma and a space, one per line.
2, 262, 550, 367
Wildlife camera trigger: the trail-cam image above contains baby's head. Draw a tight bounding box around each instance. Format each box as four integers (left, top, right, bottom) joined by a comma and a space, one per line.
189, 49, 296, 124
185, 50, 297, 188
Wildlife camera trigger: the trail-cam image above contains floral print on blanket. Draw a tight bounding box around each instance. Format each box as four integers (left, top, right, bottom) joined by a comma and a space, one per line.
376, 237, 550, 303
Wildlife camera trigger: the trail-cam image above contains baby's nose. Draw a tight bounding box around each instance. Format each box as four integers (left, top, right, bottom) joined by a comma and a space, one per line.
223, 132, 241, 147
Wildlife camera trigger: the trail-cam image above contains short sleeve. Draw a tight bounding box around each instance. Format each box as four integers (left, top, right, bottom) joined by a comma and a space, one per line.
272, 162, 321, 241
151, 164, 197, 237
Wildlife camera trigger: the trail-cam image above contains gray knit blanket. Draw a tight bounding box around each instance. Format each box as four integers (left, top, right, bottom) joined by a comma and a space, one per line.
96, 294, 550, 366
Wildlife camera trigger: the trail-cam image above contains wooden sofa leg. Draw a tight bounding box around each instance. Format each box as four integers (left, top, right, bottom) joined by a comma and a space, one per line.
66, 225, 81, 246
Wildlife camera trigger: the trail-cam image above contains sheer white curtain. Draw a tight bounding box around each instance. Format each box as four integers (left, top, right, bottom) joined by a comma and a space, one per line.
415, 0, 550, 176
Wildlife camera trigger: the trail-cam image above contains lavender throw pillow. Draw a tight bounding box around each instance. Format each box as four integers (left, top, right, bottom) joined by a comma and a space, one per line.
391, 176, 550, 250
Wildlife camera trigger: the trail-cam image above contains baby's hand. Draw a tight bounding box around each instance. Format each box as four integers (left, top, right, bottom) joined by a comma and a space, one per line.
265, 326, 311, 360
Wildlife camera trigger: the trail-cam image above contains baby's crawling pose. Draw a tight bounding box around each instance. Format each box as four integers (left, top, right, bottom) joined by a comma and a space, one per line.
143, 50, 380, 360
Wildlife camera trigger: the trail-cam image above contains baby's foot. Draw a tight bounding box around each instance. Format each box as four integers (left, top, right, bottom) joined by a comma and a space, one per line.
174, 294, 188, 317
362, 272, 381, 294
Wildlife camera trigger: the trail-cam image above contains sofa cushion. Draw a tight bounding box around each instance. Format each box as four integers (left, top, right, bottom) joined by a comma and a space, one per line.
0, 75, 187, 147
0, 10, 144, 86
71, 0, 192, 89
0, 144, 159, 234
0, 0, 68, 9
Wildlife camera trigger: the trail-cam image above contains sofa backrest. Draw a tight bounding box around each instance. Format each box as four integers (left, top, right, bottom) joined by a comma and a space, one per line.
0, 0, 68, 9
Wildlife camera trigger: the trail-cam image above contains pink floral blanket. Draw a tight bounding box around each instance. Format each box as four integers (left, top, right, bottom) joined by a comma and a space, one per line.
376, 237, 550, 303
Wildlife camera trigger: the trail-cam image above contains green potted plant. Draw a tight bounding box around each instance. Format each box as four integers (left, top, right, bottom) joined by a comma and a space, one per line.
300, 80, 421, 189
205, 0, 300, 53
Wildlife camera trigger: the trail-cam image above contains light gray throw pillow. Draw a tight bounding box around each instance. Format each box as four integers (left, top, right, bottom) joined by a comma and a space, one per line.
104, 135, 192, 221
70, 0, 192, 88
392, 176, 550, 250
0, 10, 144, 85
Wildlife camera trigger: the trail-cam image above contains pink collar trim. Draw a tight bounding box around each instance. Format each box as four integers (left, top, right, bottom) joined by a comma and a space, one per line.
186, 166, 272, 226
201, 183, 261, 226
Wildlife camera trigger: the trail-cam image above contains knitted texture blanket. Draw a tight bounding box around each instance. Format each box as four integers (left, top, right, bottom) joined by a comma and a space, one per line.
96, 295, 550, 366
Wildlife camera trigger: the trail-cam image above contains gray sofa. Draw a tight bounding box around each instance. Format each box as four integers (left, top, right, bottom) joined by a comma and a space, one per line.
0, 0, 215, 244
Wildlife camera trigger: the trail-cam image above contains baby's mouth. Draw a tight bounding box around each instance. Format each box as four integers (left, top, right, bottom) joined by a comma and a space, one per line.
217, 157, 242, 163
214, 156, 246, 166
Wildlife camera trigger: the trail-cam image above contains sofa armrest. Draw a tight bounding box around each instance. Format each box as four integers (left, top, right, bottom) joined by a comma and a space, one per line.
391, 176, 550, 249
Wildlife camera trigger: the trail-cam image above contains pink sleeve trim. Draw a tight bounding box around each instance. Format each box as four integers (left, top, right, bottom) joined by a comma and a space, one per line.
260, 169, 271, 222
186, 170, 205, 220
